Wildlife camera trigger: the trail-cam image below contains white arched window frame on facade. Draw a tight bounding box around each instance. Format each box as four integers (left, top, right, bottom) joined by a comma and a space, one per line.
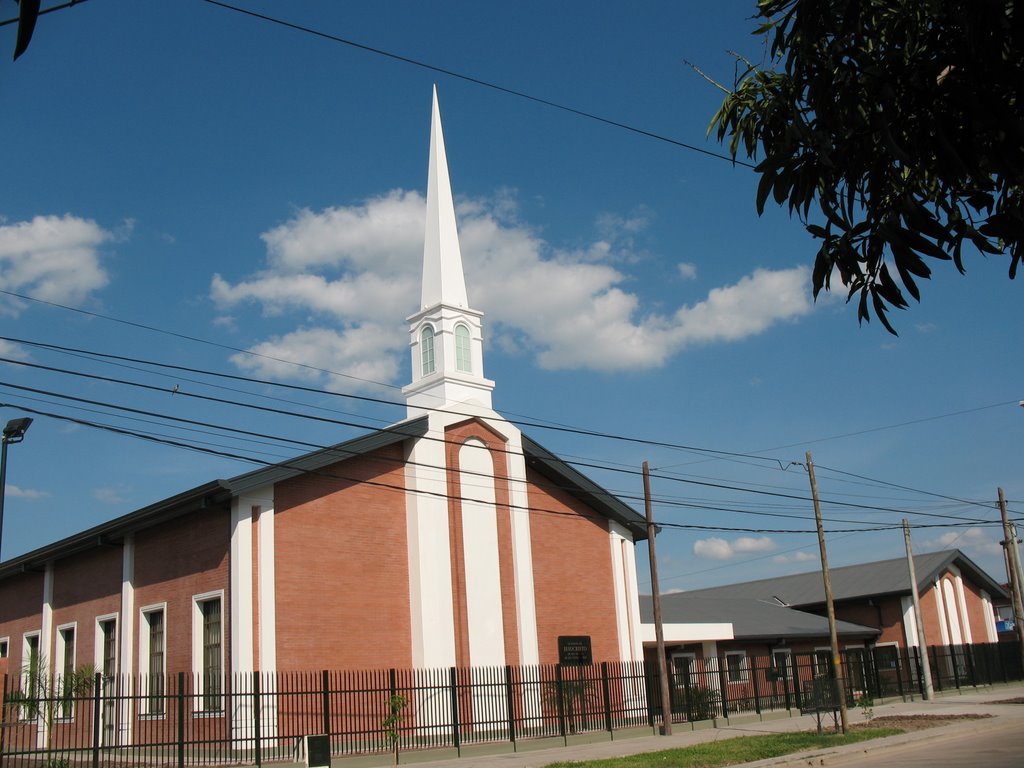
455, 323, 472, 373
421, 325, 436, 376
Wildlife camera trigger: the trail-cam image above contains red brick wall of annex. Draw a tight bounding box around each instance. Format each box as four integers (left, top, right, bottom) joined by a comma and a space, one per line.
527, 466, 620, 664
273, 445, 411, 671
0, 570, 44, 678
133, 507, 231, 677
960, 576, 996, 642
50, 546, 123, 671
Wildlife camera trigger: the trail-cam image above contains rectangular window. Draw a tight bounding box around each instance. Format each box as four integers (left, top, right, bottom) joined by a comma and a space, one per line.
140, 608, 166, 715
21, 633, 41, 721
193, 594, 223, 712
813, 648, 834, 678
0, 637, 8, 659
671, 652, 697, 688
725, 651, 747, 683
57, 625, 77, 719
771, 649, 793, 680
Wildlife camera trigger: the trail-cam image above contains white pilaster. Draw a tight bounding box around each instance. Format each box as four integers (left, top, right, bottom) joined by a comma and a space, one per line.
230, 497, 254, 674
257, 501, 278, 672
119, 536, 135, 744
405, 418, 457, 669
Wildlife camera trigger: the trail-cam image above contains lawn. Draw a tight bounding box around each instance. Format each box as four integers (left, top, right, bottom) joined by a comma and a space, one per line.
542, 727, 903, 768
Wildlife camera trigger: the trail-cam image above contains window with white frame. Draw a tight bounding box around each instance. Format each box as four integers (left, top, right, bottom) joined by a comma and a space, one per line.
0, 637, 8, 659
813, 647, 834, 678
140, 606, 166, 716
56, 624, 77, 719
771, 649, 793, 680
21, 632, 41, 720
420, 326, 435, 376
454, 323, 472, 372
725, 651, 748, 683
193, 593, 223, 712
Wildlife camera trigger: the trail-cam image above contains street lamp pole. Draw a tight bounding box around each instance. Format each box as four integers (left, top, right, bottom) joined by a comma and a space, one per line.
0, 416, 34, 563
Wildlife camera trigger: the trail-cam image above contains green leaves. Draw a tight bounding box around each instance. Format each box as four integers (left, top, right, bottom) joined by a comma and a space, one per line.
12, 0, 41, 61
709, 0, 1023, 333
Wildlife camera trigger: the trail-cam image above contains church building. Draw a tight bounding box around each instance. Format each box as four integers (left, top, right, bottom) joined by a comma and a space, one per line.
0, 89, 648, 701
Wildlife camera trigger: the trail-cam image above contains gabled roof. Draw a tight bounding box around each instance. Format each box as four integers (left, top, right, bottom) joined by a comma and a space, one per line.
521, 433, 647, 540
1, 414, 646, 577
640, 595, 879, 642
677, 549, 1008, 606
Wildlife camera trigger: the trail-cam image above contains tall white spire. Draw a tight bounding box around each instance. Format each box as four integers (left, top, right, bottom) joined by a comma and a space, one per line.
421, 85, 469, 310
403, 87, 494, 415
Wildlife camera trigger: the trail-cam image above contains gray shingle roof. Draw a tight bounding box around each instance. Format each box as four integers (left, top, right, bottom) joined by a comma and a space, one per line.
640, 595, 879, 641
675, 550, 1007, 606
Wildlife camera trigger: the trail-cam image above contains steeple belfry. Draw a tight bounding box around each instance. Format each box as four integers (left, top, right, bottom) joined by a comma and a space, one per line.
403, 87, 495, 415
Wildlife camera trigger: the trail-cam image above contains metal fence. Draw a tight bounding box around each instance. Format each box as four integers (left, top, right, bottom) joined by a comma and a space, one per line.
1, 643, 1020, 767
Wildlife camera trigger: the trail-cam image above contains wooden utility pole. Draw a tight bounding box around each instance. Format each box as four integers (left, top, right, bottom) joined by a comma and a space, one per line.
805, 452, 848, 733
643, 461, 672, 735
998, 488, 1024, 672
902, 519, 934, 699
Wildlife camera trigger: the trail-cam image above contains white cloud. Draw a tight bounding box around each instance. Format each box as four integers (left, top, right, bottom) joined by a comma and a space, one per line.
4, 484, 49, 500
93, 487, 129, 504
693, 536, 777, 560
924, 527, 1003, 559
772, 551, 817, 565
677, 262, 698, 280
0, 214, 112, 314
0, 339, 30, 362
212, 192, 816, 388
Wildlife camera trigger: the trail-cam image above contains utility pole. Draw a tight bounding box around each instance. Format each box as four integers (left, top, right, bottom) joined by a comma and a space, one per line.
902, 519, 933, 699
643, 461, 672, 735
998, 487, 1024, 672
805, 452, 848, 733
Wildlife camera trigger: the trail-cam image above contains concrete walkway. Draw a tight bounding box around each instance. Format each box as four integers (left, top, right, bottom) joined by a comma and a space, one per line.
353, 683, 1024, 768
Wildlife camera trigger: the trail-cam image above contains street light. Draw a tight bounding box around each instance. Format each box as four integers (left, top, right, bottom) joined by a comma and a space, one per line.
0, 416, 33, 563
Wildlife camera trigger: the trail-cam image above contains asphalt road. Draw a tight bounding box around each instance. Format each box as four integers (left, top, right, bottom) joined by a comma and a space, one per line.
809, 717, 1024, 767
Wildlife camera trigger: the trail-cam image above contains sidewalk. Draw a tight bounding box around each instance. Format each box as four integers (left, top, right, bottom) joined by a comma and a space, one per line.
361, 683, 1024, 768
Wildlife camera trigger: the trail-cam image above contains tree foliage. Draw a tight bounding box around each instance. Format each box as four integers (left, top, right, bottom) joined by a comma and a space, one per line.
711, 0, 1023, 332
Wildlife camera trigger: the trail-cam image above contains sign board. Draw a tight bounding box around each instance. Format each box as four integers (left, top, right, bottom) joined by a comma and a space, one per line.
305, 735, 331, 768
558, 635, 593, 666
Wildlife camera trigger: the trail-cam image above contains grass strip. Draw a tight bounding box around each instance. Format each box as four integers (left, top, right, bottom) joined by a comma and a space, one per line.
542, 727, 903, 767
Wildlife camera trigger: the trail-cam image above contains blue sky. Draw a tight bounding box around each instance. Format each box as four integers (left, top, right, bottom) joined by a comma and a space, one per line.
1, 0, 1022, 594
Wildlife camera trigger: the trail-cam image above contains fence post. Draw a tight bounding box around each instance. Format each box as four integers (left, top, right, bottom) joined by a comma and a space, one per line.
92, 672, 102, 768
951, 646, 962, 691
177, 672, 186, 768
780, 656, 792, 712
321, 670, 330, 736
791, 654, 803, 712
718, 655, 731, 719
930, 647, 943, 692
503, 665, 517, 746
253, 672, 262, 767
448, 667, 461, 755
965, 645, 977, 689
0, 673, 7, 764
750, 656, 762, 715
555, 665, 568, 741
645, 661, 656, 729
600, 662, 613, 735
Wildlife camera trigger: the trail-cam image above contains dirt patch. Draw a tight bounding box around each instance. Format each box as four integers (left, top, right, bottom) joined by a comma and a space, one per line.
991, 697, 1024, 704
852, 713, 993, 732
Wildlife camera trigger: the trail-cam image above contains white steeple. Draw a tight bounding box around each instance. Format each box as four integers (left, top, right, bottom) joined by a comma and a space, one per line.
403, 87, 495, 416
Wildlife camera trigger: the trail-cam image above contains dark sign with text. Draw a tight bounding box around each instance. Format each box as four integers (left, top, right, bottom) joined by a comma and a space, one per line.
558, 635, 593, 666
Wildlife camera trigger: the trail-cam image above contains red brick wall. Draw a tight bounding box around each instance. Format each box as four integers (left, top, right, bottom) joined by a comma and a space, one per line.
960, 578, 995, 641
133, 507, 231, 677
527, 467, 620, 664
0, 570, 44, 678
273, 445, 411, 670
50, 545, 123, 671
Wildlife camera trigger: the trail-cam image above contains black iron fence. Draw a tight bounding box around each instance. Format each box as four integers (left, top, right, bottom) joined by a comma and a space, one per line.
1, 642, 1020, 767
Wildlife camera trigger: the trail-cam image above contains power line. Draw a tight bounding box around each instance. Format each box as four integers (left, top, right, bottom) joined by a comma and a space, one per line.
199, 0, 755, 170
